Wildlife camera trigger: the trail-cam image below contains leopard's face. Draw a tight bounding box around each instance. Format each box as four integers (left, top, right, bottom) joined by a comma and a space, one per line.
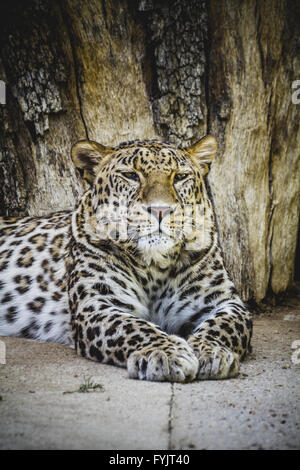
72, 137, 217, 263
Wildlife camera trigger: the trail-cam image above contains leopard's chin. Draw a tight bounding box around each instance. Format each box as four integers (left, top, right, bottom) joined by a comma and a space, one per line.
136, 233, 181, 266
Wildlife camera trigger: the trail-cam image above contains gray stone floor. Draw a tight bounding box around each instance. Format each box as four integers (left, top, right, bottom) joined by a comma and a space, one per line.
0, 296, 299, 450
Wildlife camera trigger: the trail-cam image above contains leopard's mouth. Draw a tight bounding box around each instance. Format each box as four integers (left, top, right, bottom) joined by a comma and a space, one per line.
129, 221, 184, 240
139, 232, 172, 243
136, 232, 182, 253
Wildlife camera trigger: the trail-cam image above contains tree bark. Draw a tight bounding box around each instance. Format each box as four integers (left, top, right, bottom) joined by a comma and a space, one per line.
0, 0, 299, 304
207, 0, 300, 302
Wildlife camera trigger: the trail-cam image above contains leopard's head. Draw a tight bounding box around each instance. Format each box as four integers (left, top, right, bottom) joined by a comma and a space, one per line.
72, 137, 217, 265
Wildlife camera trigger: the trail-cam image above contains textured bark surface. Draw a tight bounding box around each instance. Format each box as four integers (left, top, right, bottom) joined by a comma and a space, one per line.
0, 0, 85, 215
0, 0, 156, 215
138, 0, 209, 145
0, 0, 299, 303
207, 0, 300, 301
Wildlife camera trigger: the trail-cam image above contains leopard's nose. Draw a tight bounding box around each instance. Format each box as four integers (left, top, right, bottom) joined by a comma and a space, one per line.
144, 205, 173, 221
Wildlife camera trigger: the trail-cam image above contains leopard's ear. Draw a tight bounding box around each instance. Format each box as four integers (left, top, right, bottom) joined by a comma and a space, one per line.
186, 136, 217, 173
71, 140, 112, 183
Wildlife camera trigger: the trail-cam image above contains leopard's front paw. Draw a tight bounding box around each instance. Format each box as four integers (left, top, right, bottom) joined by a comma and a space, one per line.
187, 336, 239, 380
127, 335, 199, 383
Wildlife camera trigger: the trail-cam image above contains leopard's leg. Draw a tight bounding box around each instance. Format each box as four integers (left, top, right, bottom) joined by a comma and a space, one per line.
72, 302, 198, 383
187, 300, 252, 380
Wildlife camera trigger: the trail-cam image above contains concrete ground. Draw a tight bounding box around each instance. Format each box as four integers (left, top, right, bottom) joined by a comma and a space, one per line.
0, 293, 299, 450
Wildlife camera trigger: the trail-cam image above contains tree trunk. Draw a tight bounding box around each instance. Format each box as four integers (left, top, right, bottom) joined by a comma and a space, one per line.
0, 0, 299, 304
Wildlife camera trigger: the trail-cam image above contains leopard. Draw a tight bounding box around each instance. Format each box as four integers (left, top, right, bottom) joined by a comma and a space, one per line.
0, 136, 252, 382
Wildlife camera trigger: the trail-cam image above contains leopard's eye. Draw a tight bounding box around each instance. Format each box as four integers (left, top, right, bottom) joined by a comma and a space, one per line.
174, 173, 189, 183
121, 171, 140, 182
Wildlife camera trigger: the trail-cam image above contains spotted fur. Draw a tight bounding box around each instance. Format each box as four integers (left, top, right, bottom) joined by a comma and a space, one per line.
0, 137, 252, 382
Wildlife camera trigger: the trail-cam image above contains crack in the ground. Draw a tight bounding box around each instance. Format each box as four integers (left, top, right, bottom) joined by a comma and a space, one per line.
168, 382, 175, 450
